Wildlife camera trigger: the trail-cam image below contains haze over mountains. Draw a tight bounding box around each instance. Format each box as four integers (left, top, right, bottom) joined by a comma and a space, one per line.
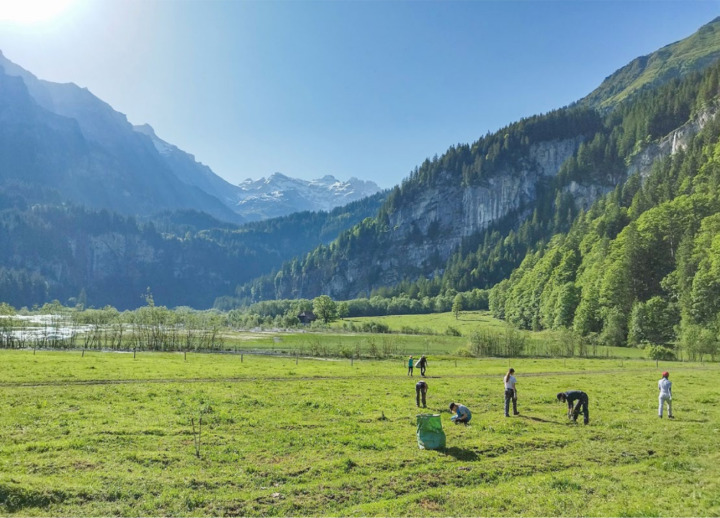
0, 50, 381, 223
2, 17, 720, 312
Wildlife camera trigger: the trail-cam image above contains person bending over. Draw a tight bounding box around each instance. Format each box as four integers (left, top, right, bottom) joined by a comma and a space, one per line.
557, 390, 589, 424
416, 380, 428, 408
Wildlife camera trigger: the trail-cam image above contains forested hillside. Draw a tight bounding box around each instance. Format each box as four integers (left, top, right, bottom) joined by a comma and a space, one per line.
0, 191, 386, 310
233, 18, 720, 319
490, 62, 720, 355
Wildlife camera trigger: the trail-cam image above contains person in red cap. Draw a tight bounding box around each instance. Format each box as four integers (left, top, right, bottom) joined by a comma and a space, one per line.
658, 371, 674, 418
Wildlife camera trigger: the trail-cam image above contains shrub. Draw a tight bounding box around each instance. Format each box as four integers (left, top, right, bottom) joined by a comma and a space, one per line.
647, 345, 676, 361
445, 326, 462, 337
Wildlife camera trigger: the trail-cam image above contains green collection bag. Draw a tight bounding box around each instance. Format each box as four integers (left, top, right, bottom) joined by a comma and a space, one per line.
416, 413, 446, 450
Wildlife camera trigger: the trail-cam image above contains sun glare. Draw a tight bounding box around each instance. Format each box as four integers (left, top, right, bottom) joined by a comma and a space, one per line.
0, 0, 79, 25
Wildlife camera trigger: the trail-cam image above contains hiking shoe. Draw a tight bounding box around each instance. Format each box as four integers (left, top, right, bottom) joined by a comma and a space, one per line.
668, 415, 675, 419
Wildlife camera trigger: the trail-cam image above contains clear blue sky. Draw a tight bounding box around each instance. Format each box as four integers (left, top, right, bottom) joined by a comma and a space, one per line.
1, 1, 719, 189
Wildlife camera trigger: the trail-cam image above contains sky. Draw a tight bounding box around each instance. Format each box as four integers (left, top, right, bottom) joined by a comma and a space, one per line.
0, 1, 719, 189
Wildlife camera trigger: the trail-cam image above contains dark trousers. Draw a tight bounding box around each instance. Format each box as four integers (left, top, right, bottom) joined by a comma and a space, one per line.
416, 387, 427, 407
504, 389, 518, 416
571, 395, 589, 423
408, 366, 413, 376
420, 365, 426, 376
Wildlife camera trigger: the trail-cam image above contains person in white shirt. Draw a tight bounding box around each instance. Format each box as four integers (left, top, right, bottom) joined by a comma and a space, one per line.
504, 368, 519, 417
658, 371, 674, 419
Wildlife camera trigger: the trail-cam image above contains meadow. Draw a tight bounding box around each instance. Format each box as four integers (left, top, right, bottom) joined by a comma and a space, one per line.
1, 348, 718, 516
227, 311, 648, 359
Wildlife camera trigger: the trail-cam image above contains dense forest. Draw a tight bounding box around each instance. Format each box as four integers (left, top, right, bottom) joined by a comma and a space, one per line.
0, 189, 386, 310
489, 63, 720, 356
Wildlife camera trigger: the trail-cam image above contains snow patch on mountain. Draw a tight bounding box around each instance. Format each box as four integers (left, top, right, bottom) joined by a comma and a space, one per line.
236, 173, 382, 220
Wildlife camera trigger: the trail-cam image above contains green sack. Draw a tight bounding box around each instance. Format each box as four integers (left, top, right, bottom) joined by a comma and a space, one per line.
417, 413, 446, 450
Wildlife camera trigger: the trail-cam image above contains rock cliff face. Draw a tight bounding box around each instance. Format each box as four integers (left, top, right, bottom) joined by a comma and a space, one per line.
627, 103, 720, 179
284, 136, 585, 299
286, 103, 720, 300
379, 139, 584, 289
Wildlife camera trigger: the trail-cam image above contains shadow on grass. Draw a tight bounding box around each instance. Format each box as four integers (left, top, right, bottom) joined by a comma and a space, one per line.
455, 316, 490, 322
519, 415, 559, 424
441, 447, 479, 461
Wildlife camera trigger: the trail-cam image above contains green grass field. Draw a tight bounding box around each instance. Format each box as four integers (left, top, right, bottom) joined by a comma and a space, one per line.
222, 311, 648, 359
1, 348, 718, 516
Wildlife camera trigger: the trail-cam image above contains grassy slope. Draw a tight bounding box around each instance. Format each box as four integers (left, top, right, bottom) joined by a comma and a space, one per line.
1, 350, 718, 516
581, 17, 720, 109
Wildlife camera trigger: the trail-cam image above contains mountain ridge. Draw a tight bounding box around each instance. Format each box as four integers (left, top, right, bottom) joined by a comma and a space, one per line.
236, 16, 720, 304
0, 51, 381, 223
236, 173, 382, 221
580, 16, 720, 110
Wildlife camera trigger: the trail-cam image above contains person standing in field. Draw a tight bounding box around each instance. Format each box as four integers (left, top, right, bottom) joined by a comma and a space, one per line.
418, 355, 428, 376
504, 368, 519, 417
658, 371, 674, 419
449, 402, 472, 425
416, 380, 428, 408
407, 356, 414, 376
557, 390, 589, 424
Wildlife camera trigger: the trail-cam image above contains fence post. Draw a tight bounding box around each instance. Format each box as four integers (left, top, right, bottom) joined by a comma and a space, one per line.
241, 353, 244, 363
133, 348, 136, 359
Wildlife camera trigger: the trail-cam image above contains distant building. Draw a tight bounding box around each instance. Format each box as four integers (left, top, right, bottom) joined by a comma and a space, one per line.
297, 311, 317, 324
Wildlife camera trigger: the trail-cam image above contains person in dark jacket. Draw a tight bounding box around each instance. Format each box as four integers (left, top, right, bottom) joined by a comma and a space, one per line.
417, 355, 428, 376
415, 380, 428, 408
557, 390, 589, 424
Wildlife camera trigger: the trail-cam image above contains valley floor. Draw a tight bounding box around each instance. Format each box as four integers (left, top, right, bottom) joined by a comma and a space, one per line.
0, 350, 718, 516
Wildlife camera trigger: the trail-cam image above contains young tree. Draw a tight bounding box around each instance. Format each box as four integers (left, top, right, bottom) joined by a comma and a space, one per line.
452, 293, 464, 320
313, 295, 337, 324
337, 301, 349, 320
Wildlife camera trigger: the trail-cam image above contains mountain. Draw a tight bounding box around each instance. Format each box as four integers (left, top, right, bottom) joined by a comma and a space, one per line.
235, 173, 382, 221
0, 50, 389, 309
0, 51, 244, 223
0, 190, 387, 310
580, 16, 720, 110
0, 49, 381, 225
132, 123, 246, 211
237, 16, 720, 304
489, 66, 720, 352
